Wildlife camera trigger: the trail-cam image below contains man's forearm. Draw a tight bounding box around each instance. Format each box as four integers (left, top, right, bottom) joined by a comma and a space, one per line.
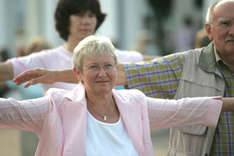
54, 69, 78, 83
221, 97, 234, 112
116, 64, 127, 86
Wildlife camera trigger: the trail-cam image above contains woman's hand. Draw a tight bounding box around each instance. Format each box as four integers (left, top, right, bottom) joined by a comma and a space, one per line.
13, 68, 56, 88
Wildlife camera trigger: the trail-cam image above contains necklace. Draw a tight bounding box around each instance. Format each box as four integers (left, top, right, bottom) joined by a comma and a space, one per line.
87, 97, 117, 121
103, 115, 107, 121
88, 100, 108, 121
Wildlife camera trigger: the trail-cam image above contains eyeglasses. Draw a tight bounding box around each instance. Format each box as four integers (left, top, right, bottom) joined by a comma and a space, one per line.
84, 63, 116, 72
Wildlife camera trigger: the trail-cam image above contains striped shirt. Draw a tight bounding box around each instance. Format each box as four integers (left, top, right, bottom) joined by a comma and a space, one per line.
124, 53, 184, 99
211, 50, 234, 155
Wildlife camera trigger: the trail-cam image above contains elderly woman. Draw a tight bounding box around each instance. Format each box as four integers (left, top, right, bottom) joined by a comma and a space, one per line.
1, 35, 234, 156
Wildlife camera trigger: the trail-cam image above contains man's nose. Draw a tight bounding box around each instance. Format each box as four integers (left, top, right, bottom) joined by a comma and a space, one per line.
229, 24, 234, 35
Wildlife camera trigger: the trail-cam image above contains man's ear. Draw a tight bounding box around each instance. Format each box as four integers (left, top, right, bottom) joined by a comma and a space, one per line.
205, 23, 213, 40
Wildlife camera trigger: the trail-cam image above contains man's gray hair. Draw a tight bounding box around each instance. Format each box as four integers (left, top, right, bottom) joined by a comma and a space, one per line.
205, 1, 220, 24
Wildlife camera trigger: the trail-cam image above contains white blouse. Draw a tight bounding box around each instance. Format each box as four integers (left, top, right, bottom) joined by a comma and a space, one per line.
86, 111, 139, 156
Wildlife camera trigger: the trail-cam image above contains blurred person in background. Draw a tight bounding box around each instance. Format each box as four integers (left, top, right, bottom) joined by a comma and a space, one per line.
195, 28, 212, 48
24, 36, 52, 55
0, 49, 10, 97
130, 16, 160, 57
0, 0, 144, 95
172, 15, 196, 51
131, 30, 160, 58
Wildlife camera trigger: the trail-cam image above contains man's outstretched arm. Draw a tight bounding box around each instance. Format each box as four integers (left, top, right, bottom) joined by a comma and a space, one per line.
13, 64, 127, 87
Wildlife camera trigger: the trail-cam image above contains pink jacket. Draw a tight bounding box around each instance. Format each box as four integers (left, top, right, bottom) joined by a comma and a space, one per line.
36, 84, 153, 156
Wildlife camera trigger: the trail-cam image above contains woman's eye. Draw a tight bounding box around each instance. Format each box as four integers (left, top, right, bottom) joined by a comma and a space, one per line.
90, 65, 98, 69
104, 64, 114, 70
88, 13, 96, 18
105, 64, 112, 68
90, 66, 97, 68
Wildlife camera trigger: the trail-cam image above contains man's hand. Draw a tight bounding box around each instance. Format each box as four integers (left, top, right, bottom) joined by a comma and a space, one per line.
13, 68, 55, 88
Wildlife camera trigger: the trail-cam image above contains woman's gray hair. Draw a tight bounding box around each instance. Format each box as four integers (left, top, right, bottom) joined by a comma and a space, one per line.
72, 35, 118, 71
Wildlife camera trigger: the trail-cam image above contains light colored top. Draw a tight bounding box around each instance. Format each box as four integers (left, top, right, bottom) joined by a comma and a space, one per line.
10, 46, 75, 92
86, 111, 138, 156
0, 83, 222, 156
115, 49, 143, 63
9, 46, 143, 92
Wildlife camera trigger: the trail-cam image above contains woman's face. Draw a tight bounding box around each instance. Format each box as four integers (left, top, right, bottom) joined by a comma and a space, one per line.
69, 10, 97, 42
77, 54, 117, 96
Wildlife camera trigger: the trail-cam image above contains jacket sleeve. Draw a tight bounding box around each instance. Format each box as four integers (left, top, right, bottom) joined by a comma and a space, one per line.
0, 96, 50, 133
147, 97, 222, 130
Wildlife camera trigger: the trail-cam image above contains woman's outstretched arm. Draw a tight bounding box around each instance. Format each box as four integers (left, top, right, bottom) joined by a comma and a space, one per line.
147, 97, 234, 130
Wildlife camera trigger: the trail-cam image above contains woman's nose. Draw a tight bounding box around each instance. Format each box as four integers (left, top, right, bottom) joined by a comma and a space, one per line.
97, 67, 107, 76
80, 16, 92, 24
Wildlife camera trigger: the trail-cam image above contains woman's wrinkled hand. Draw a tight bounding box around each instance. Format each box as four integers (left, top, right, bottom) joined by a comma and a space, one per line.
13, 68, 55, 88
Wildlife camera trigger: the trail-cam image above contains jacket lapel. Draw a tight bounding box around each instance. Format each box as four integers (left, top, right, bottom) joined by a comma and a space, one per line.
112, 89, 144, 154
62, 84, 87, 156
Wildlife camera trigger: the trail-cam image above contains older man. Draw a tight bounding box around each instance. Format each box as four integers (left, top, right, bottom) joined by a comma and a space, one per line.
13, 0, 234, 155
123, 1, 234, 155
124, 1, 234, 155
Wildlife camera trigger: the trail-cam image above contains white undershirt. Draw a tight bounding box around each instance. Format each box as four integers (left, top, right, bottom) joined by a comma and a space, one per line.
86, 111, 139, 156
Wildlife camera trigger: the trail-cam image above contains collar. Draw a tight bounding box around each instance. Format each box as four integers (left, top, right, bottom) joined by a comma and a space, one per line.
199, 42, 218, 73
213, 48, 222, 63
64, 83, 86, 102
214, 47, 232, 68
